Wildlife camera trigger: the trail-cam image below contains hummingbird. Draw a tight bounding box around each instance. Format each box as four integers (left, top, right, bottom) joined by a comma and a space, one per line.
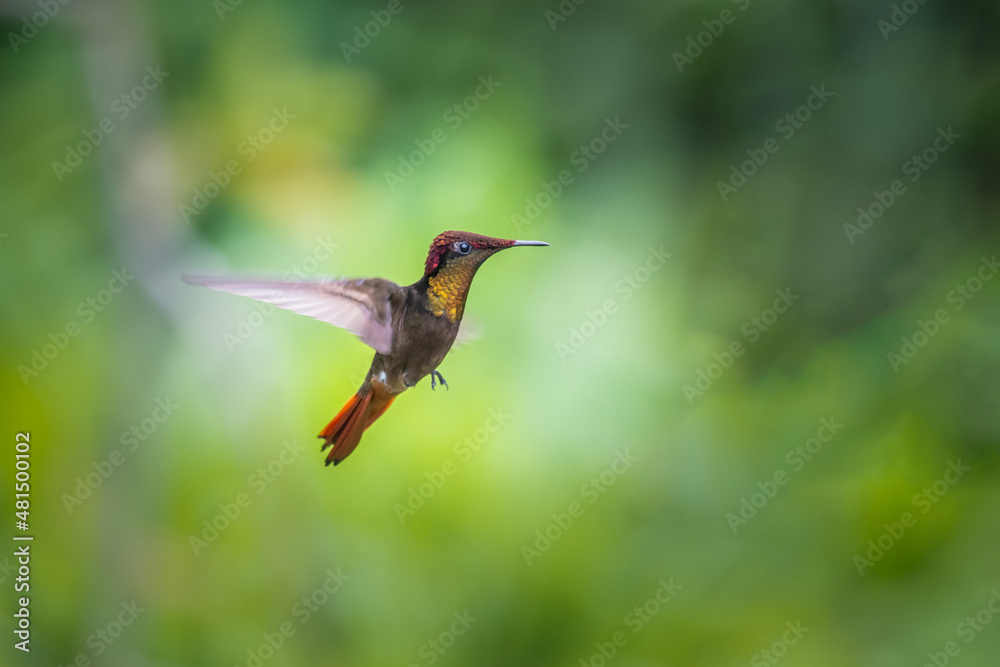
187, 231, 548, 466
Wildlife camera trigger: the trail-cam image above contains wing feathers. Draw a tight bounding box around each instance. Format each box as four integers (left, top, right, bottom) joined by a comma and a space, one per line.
185, 275, 396, 354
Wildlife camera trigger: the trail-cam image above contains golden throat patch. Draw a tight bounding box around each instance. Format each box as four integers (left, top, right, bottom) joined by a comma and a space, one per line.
425, 264, 475, 322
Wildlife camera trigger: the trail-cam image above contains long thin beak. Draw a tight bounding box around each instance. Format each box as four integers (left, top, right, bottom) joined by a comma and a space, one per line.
511, 240, 550, 247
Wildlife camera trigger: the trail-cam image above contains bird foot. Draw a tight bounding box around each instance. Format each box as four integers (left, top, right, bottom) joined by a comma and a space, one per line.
430, 370, 449, 391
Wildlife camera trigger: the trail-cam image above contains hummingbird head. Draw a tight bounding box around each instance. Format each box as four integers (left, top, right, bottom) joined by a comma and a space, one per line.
421, 231, 549, 321
423, 231, 549, 277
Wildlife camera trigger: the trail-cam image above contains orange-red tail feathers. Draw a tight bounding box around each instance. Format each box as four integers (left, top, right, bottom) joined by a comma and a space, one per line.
319, 386, 395, 466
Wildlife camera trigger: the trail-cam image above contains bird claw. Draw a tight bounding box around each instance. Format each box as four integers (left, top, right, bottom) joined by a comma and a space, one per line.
430, 370, 449, 391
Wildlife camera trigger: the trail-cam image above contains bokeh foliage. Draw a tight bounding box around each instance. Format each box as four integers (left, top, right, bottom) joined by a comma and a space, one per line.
2, 0, 1000, 665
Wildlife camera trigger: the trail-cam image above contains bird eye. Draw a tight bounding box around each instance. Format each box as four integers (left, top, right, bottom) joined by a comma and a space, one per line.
456, 241, 472, 255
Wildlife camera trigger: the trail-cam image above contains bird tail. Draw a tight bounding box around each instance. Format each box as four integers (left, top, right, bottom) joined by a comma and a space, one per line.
319, 385, 396, 466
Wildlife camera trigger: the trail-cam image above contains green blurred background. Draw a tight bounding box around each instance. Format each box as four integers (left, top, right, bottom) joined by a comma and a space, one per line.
3, 0, 1000, 665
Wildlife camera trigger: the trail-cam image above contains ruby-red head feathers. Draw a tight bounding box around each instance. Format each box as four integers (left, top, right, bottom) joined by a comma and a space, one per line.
423, 231, 517, 276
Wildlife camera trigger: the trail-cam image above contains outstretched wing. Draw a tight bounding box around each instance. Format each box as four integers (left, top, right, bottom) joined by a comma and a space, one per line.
185, 275, 397, 354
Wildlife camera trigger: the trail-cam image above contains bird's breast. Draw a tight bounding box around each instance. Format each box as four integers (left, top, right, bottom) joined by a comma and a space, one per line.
425, 266, 475, 322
